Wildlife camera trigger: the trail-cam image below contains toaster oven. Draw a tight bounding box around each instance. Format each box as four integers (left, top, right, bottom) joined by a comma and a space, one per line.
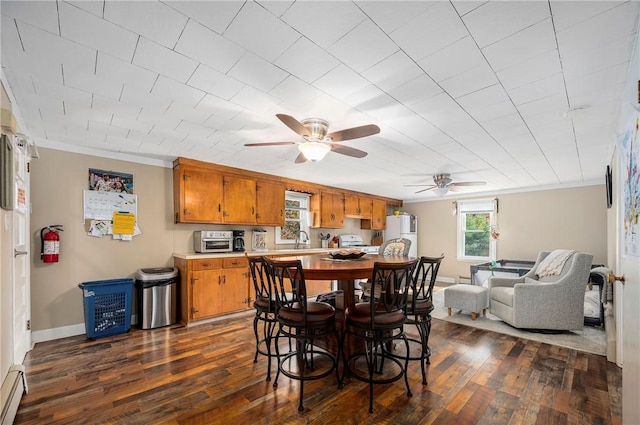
194, 230, 234, 253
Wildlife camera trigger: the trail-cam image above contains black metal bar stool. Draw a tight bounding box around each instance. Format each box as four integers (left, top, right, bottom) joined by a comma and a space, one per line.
341, 258, 418, 413
402, 254, 444, 384
248, 256, 279, 381
266, 257, 342, 412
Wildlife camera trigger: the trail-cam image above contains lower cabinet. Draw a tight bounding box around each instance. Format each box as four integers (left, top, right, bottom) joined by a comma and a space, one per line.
174, 253, 334, 324
174, 256, 251, 323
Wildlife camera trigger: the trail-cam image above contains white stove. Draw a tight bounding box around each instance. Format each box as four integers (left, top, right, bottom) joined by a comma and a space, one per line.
337, 234, 380, 254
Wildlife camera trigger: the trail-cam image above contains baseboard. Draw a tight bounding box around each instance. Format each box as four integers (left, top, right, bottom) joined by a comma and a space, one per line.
32, 314, 138, 343
32, 323, 85, 343
1, 365, 26, 425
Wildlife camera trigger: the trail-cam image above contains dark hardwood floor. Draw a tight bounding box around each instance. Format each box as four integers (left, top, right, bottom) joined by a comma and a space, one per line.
15, 310, 622, 425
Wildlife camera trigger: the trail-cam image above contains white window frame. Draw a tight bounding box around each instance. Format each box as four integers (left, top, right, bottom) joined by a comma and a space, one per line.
275, 191, 311, 245
456, 198, 497, 261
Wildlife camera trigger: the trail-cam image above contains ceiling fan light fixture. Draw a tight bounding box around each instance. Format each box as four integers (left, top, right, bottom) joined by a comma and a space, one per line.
433, 187, 448, 197
298, 142, 330, 162
300, 118, 329, 140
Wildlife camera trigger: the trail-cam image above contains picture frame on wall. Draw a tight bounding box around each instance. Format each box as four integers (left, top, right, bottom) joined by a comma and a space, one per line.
88, 168, 134, 194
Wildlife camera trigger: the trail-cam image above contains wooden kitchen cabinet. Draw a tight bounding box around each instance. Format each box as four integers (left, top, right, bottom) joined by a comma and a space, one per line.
173, 165, 223, 223
344, 195, 372, 219
362, 199, 387, 230
312, 192, 344, 228
174, 157, 401, 227
223, 176, 256, 224
174, 256, 251, 323
256, 180, 285, 226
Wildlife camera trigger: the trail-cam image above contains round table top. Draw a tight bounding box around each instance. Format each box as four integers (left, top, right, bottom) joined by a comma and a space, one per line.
266, 253, 416, 281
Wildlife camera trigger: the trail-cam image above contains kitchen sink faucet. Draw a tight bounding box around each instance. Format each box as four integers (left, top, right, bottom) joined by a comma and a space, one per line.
295, 230, 310, 249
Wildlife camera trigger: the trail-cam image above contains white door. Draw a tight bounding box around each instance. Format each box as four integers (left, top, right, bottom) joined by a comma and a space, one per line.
12, 135, 30, 363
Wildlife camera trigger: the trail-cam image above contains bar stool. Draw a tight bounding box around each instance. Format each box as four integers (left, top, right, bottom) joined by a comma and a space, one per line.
342, 259, 418, 413
404, 254, 444, 384
266, 257, 341, 412
248, 256, 278, 381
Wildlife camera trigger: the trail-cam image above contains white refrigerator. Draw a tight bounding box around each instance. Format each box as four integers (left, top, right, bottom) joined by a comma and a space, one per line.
384, 214, 418, 257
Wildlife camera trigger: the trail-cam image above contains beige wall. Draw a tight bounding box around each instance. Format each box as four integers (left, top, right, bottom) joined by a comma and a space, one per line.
30, 148, 175, 331
401, 185, 607, 280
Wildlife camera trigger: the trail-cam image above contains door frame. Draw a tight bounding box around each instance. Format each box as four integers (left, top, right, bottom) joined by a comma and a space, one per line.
12, 134, 31, 363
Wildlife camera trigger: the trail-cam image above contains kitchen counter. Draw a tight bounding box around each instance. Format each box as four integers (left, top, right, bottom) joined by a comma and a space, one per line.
173, 248, 333, 260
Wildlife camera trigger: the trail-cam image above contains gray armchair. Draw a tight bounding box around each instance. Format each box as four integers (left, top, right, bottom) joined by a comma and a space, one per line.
488, 251, 593, 331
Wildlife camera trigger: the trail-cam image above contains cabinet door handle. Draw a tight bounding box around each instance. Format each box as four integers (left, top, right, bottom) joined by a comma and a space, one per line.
218, 275, 222, 285
251, 207, 255, 215
203, 262, 211, 267
223, 275, 227, 284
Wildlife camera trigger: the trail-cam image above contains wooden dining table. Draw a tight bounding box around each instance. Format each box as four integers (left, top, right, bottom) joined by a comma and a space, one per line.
272, 253, 415, 308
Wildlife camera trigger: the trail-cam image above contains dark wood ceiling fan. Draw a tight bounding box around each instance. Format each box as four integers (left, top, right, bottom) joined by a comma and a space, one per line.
244, 114, 380, 163
404, 173, 486, 196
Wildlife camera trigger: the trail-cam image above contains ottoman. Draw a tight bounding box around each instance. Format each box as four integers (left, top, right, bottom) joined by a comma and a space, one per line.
444, 284, 489, 320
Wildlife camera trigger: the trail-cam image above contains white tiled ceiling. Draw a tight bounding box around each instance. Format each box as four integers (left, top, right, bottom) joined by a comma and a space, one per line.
1, 0, 638, 202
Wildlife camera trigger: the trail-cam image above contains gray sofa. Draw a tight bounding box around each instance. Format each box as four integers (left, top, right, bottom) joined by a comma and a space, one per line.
488, 251, 593, 331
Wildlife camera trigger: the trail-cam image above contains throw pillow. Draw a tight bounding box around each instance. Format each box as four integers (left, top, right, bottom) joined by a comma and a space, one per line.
383, 242, 406, 256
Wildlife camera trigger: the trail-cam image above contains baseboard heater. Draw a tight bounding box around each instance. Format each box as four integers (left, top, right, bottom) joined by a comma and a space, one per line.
1, 365, 27, 425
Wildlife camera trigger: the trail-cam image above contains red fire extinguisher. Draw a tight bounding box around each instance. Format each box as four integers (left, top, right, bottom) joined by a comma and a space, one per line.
40, 225, 63, 263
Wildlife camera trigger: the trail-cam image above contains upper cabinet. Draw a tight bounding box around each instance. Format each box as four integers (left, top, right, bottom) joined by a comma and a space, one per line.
174, 159, 286, 225
256, 180, 285, 226
361, 199, 387, 230
222, 175, 256, 224
344, 195, 373, 219
174, 163, 223, 223
173, 157, 399, 227
312, 192, 344, 228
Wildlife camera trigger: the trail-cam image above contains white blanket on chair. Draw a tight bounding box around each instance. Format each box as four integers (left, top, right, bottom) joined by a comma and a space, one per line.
536, 249, 575, 277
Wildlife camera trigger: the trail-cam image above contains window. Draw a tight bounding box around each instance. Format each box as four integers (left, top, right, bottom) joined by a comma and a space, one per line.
457, 199, 497, 261
276, 191, 311, 245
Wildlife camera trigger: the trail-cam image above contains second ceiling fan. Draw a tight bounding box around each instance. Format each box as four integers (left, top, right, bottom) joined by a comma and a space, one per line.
244, 114, 380, 163
405, 173, 486, 197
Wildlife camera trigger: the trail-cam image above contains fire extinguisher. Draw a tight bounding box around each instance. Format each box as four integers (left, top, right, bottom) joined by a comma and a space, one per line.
40, 225, 63, 263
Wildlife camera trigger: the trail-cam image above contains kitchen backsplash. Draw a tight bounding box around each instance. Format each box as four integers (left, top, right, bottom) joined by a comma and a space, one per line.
172, 218, 374, 253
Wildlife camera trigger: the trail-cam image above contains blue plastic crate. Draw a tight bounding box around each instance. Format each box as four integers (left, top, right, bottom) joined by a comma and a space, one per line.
78, 278, 134, 339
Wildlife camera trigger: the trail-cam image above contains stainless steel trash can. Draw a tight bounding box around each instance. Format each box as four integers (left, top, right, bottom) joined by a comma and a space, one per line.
135, 267, 178, 329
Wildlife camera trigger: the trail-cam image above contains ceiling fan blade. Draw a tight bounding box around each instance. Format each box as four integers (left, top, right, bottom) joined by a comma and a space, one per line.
294, 152, 308, 164
244, 141, 297, 147
276, 114, 310, 137
330, 144, 368, 158
403, 184, 432, 187
414, 185, 436, 194
327, 124, 380, 142
451, 181, 486, 187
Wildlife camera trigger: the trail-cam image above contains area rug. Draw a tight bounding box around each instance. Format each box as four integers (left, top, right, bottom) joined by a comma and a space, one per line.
431, 288, 607, 356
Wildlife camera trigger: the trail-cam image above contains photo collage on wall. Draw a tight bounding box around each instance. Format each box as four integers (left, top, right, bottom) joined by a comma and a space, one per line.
85, 168, 139, 240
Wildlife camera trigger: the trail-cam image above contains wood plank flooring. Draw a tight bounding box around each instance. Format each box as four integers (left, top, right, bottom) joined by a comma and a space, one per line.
15, 311, 622, 425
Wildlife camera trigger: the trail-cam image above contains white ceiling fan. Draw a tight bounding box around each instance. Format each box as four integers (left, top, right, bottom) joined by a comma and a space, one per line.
404, 173, 486, 197
244, 114, 380, 163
